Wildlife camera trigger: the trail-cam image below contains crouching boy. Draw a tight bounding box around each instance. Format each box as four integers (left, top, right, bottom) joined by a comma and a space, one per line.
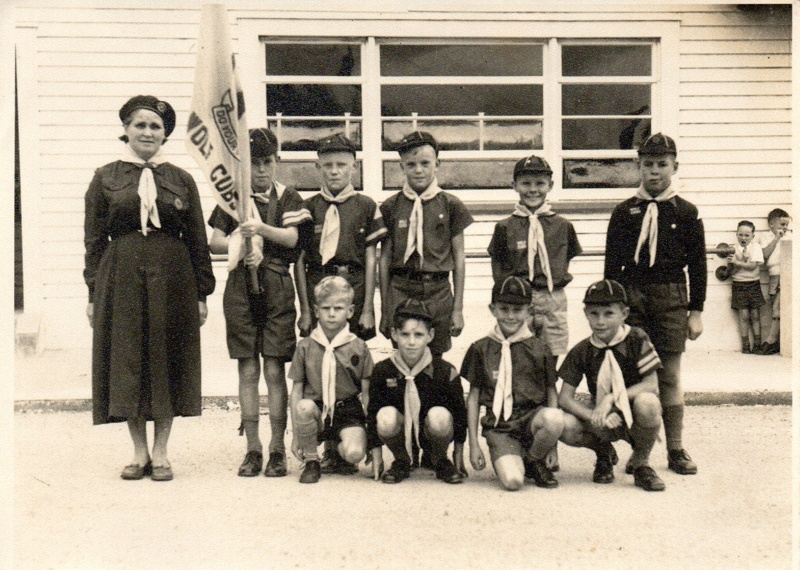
367, 299, 467, 484
289, 277, 373, 483
462, 276, 563, 491
558, 279, 666, 492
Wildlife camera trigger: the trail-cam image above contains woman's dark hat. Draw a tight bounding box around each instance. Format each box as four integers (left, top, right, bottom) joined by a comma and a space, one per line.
393, 298, 433, 325
583, 279, 628, 305
250, 128, 279, 158
396, 131, 439, 155
491, 276, 532, 305
119, 95, 176, 138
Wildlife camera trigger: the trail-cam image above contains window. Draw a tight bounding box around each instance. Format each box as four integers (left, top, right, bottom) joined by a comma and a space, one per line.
255, 36, 660, 200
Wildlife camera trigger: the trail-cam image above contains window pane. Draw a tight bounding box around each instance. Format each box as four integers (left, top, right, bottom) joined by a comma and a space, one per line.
562, 45, 651, 76
484, 120, 543, 150
265, 44, 360, 76
562, 118, 651, 150
384, 159, 518, 190
382, 85, 543, 116
562, 159, 640, 189
383, 120, 478, 151
281, 160, 362, 192
266, 85, 362, 116
381, 44, 542, 76
267, 120, 361, 151
562, 85, 650, 116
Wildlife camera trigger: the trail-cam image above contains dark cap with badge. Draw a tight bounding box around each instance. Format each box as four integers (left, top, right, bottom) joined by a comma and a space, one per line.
637, 133, 677, 157
250, 128, 279, 158
513, 155, 553, 180
119, 95, 176, 138
317, 133, 357, 157
393, 298, 433, 326
396, 130, 439, 156
492, 276, 533, 305
583, 279, 628, 306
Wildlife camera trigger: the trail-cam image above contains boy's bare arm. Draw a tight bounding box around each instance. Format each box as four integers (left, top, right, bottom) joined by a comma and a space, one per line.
451, 232, 466, 337
360, 244, 377, 330
239, 219, 298, 248
624, 371, 658, 401
378, 238, 392, 337
466, 386, 486, 471
209, 228, 229, 254
294, 252, 312, 337
289, 382, 305, 461
558, 382, 593, 423
360, 379, 370, 415
546, 385, 558, 408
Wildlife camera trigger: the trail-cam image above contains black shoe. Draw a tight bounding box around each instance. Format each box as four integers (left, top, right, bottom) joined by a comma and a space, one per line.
633, 465, 666, 491
751, 344, 764, 355
263, 451, 288, 477
625, 456, 634, 475
668, 449, 698, 475
593, 453, 615, 484
336, 457, 359, 475
237, 450, 263, 477
528, 458, 558, 489
382, 459, 411, 484
299, 460, 321, 484
762, 341, 780, 355
435, 459, 464, 484
319, 449, 339, 475
741, 346, 752, 354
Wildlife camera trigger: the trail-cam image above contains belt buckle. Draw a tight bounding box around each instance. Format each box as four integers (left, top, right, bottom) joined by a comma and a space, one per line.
336, 265, 349, 276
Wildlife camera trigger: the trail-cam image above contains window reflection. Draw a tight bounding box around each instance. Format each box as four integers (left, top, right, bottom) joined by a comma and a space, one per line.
563, 118, 651, 150
384, 160, 519, 190
381, 85, 543, 116
267, 120, 361, 151
562, 45, 651, 76
562, 85, 651, 116
281, 160, 363, 192
265, 44, 360, 76
562, 159, 640, 189
267, 84, 362, 116
381, 44, 543, 76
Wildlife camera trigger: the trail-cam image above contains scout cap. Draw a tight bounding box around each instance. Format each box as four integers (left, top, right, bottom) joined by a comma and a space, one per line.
317, 133, 357, 157
638, 133, 677, 156
393, 298, 433, 326
583, 279, 628, 306
249, 128, 279, 158
396, 131, 439, 156
492, 276, 533, 305
119, 95, 176, 138
513, 155, 553, 180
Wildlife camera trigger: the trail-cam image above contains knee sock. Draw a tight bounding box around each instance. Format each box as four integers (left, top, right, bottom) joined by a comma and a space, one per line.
629, 423, 659, 468
293, 416, 319, 461
741, 336, 750, 351
269, 415, 287, 454
753, 333, 762, 348
241, 419, 262, 452
663, 404, 684, 451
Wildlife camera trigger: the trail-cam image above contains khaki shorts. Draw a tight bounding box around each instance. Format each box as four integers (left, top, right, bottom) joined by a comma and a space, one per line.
626, 282, 689, 354
530, 287, 569, 355
482, 406, 543, 463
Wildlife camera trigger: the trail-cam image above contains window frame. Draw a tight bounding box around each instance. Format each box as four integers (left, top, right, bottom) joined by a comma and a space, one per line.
238, 17, 679, 205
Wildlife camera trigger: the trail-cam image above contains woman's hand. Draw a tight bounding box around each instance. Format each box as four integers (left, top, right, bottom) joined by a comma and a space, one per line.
198, 301, 208, 326
86, 303, 94, 328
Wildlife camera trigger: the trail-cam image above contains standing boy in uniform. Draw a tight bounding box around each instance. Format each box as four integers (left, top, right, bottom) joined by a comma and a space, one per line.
288, 277, 373, 483
488, 156, 582, 356
604, 133, 705, 475
379, 131, 474, 358
756, 208, 791, 354
726, 220, 765, 354
296, 134, 387, 341
558, 279, 666, 492
208, 128, 312, 478
462, 276, 563, 491
367, 299, 467, 485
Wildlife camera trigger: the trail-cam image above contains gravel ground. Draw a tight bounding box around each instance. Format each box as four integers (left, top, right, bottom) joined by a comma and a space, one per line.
14, 405, 791, 570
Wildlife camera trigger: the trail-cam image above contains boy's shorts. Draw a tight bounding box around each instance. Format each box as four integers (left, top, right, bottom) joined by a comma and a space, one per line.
731, 280, 765, 310
481, 405, 544, 463
530, 286, 568, 355
625, 282, 688, 354
768, 275, 780, 297
223, 263, 297, 361
574, 404, 632, 445
387, 274, 453, 355
316, 396, 366, 443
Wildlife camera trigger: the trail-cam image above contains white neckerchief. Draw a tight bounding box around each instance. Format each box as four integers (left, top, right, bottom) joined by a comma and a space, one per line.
633, 184, 679, 267
120, 144, 167, 236
319, 184, 356, 265
487, 323, 533, 426
402, 179, 442, 264
590, 324, 633, 428
512, 202, 555, 291
310, 323, 356, 422
390, 348, 433, 460
226, 181, 286, 272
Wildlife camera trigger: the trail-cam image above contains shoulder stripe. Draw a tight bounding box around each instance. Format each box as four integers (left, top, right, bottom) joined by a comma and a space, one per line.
282, 208, 313, 227
365, 227, 389, 244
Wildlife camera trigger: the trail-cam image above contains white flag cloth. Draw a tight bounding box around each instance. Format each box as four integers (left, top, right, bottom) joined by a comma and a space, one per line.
402, 179, 442, 264
512, 202, 555, 291
487, 323, 533, 426
225, 182, 286, 272
591, 324, 634, 428
119, 144, 166, 235
633, 185, 679, 267
310, 324, 357, 423
390, 348, 433, 460
186, 4, 259, 269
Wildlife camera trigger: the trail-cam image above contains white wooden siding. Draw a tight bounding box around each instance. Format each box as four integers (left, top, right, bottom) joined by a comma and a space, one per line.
14, 3, 792, 350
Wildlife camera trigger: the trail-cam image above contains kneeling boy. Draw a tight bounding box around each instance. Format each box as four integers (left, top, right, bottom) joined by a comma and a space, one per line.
462, 276, 563, 491
289, 277, 373, 483
367, 299, 467, 484
558, 279, 666, 492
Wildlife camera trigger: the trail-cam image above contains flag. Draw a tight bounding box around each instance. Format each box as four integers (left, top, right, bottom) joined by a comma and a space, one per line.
186, 3, 251, 223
